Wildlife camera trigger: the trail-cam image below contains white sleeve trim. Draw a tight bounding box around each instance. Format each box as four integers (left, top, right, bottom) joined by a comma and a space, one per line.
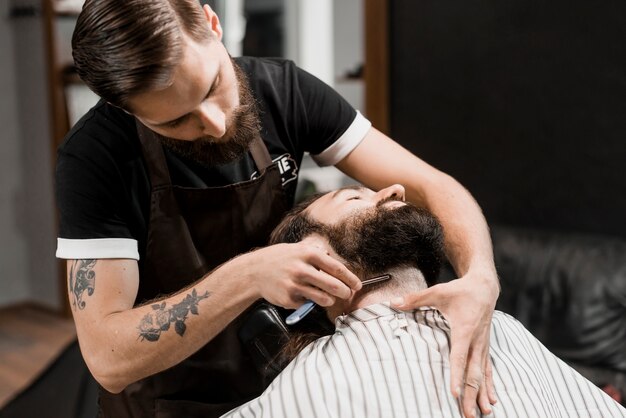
311, 111, 372, 167
56, 238, 140, 260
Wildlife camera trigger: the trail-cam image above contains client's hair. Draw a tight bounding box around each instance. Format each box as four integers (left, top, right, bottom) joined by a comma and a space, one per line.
269, 193, 325, 246
270, 191, 444, 286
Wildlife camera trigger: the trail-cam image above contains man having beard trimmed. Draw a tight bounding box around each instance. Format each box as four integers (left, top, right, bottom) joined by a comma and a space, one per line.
59, 3, 501, 416
222, 184, 626, 418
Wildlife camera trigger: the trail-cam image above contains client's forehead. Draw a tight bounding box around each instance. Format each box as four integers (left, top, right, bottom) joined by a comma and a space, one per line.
306, 185, 375, 224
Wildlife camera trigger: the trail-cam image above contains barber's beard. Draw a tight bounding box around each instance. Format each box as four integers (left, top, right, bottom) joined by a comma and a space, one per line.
160, 60, 261, 167
326, 200, 445, 286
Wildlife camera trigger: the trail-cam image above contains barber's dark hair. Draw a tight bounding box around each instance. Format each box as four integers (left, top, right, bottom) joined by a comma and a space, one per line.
72, 0, 211, 109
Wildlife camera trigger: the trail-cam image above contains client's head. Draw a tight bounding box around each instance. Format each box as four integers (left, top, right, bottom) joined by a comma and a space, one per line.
270, 184, 445, 315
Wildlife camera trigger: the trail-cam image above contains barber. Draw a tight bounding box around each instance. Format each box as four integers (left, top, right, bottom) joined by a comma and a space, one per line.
56, 1, 499, 417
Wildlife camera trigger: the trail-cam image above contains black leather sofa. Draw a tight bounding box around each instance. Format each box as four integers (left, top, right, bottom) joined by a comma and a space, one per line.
490, 225, 626, 404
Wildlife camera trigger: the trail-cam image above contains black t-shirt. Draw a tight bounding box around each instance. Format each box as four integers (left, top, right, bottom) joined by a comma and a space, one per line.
56, 57, 371, 261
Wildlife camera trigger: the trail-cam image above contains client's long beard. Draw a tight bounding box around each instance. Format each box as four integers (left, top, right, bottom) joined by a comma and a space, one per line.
160, 60, 261, 167
327, 201, 445, 286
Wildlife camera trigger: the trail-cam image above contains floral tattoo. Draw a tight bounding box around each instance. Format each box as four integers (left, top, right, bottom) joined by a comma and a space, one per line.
69, 259, 97, 310
138, 289, 210, 342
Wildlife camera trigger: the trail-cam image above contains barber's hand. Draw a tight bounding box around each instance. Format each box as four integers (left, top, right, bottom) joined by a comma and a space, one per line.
391, 270, 499, 418
243, 238, 361, 309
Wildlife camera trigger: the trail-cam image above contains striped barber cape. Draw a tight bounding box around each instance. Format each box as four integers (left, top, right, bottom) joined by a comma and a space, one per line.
222, 303, 626, 418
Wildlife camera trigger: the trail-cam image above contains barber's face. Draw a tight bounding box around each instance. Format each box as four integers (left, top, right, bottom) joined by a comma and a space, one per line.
129, 23, 260, 166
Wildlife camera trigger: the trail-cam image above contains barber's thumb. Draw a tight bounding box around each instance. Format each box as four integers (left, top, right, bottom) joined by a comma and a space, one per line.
391, 296, 405, 308
392, 287, 438, 309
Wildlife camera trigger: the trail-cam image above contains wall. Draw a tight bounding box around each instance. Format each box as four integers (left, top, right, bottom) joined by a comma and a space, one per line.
285, 0, 334, 87
389, 0, 626, 238
285, 0, 362, 192
0, 7, 29, 306
296, 0, 365, 193
333, 0, 364, 112
0, 3, 60, 309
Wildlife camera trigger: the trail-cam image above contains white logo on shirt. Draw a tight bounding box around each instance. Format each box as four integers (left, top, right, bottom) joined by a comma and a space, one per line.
250, 153, 298, 186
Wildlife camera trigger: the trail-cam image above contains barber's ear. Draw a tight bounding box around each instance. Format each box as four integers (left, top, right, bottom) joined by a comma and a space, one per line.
202, 4, 223, 41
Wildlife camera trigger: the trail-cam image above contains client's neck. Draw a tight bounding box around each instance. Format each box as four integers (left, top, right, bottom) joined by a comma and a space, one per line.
327, 265, 428, 320
352, 266, 428, 310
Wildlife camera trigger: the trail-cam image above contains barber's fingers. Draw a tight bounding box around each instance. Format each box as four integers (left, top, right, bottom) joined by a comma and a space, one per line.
303, 246, 362, 294
460, 333, 493, 417
390, 282, 440, 308
449, 326, 471, 399
461, 359, 483, 418
479, 355, 497, 412
472, 354, 494, 417
477, 386, 492, 417
290, 284, 336, 308
392, 283, 471, 397
298, 263, 361, 301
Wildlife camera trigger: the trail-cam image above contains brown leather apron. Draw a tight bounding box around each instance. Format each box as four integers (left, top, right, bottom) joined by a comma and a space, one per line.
97, 121, 290, 417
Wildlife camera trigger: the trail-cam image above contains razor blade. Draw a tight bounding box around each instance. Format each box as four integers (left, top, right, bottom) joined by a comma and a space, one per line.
285, 274, 392, 325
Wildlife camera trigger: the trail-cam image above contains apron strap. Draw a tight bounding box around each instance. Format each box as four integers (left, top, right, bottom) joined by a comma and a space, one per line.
135, 119, 172, 189
249, 136, 274, 171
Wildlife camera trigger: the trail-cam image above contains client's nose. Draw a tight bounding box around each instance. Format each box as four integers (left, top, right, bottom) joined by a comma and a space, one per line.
374, 184, 406, 202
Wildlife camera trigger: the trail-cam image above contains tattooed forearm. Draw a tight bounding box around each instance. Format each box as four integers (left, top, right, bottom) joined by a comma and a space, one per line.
138, 289, 210, 342
69, 259, 97, 310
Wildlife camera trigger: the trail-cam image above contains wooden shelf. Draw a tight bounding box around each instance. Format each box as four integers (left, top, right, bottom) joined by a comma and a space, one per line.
43, 0, 73, 317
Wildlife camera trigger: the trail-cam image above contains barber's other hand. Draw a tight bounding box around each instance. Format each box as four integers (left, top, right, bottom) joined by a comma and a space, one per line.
241, 239, 361, 309
391, 270, 499, 418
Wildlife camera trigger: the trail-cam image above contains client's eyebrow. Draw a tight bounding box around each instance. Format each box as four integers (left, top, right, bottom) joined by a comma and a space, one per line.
331, 185, 366, 199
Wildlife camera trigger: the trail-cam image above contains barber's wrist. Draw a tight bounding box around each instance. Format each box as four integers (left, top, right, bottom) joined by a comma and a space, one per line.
214, 252, 263, 302
465, 264, 500, 299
